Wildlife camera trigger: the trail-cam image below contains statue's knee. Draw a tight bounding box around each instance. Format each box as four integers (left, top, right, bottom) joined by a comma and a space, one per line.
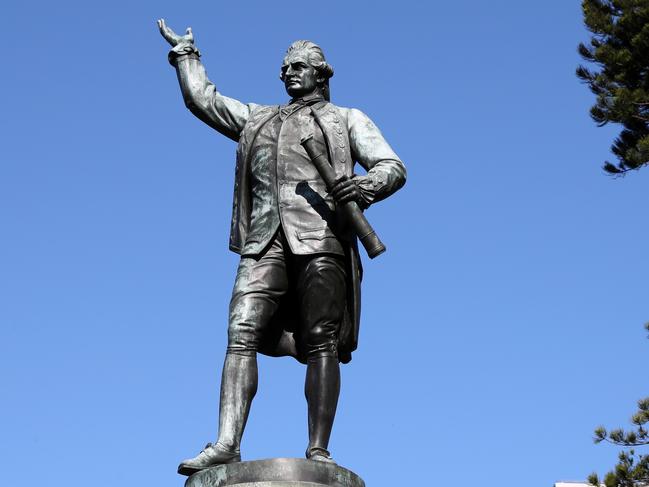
305, 324, 338, 358
227, 320, 259, 353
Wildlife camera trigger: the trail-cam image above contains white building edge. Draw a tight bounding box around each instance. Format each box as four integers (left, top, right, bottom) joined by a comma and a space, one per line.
554, 482, 595, 487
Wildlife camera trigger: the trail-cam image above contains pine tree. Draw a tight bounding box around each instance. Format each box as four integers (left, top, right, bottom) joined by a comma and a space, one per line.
588, 324, 649, 487
577, 0, 649, 174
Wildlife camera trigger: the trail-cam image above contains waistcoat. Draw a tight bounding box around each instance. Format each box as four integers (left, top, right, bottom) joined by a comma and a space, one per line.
230, 102, 354, 256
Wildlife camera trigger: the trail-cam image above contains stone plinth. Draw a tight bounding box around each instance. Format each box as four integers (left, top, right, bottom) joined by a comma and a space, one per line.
184, 458, 365, 487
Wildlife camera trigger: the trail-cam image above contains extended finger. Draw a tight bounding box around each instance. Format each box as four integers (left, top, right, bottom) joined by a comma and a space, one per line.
161, 20, 179, 41
160, 22, 171, 38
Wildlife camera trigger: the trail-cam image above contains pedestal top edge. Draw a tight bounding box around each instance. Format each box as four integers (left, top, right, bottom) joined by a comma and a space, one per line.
185, 457, 365, 487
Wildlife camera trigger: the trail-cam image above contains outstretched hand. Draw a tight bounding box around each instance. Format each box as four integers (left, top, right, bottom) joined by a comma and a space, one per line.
157, 19, 194, 47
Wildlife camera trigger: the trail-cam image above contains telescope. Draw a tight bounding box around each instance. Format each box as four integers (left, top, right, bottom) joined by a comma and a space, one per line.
301, 135, 386, 259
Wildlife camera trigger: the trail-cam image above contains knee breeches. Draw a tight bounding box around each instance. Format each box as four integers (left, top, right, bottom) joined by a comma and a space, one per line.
227, 229, 346, 358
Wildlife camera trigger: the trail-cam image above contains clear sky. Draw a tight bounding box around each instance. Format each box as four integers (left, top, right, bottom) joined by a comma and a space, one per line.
2, 1, 648, 486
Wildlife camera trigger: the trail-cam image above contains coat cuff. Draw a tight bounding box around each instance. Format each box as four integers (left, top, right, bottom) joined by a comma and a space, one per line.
168, 43, 201, 66
353, 176, 374, 209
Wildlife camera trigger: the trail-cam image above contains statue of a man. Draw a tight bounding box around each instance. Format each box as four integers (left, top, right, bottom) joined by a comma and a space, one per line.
158, 20, 406, 476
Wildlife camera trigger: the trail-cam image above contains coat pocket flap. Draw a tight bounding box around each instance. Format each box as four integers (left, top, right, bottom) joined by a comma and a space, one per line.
296, 227, 336, 241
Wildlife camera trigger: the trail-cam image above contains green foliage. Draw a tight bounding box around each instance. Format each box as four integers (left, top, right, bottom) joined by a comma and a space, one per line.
577, 0, 649, 174
588, 324, 649, 486
588, 449, 649, 487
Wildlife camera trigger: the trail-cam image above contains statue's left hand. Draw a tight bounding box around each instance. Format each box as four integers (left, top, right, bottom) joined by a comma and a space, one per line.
331, 176, 367, 209
157, 19, 194, 47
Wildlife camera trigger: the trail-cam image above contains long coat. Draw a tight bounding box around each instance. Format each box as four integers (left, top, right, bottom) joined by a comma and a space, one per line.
172, 54, 406, 363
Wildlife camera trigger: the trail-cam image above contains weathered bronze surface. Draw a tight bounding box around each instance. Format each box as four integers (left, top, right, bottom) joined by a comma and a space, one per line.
300, 136, 385, 258
185, 458, 365, 487
157, 19, 405, 477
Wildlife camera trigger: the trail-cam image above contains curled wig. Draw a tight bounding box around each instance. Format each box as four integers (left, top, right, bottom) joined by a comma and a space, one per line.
280, 40, 334, 101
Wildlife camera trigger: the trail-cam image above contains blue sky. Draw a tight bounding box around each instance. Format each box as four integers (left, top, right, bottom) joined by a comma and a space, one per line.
2, 1, 648, 486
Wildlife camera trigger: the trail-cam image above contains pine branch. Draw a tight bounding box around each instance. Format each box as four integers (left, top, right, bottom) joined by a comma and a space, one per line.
578, 0, 649, 173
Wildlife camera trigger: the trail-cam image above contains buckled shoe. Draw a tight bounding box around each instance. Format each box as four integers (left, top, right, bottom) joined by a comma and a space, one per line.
306, 446, 336, 464
178, 442, 241, 476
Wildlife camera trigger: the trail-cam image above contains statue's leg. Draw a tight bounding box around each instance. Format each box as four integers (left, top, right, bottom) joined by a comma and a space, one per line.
305, 353, 340, 461
215, 352, 257, 453
220, 232, 288, 450
296, 255, 346, 462
178, 233, 288, 475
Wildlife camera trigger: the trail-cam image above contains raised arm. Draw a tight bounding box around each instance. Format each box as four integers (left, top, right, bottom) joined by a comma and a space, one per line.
157, 19, 251, 142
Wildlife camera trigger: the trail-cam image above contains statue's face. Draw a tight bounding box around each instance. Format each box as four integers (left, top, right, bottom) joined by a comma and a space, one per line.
281, 51, 321, 98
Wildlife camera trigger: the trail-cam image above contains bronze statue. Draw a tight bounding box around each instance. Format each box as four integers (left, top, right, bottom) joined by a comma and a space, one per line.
157, 20, 406, 476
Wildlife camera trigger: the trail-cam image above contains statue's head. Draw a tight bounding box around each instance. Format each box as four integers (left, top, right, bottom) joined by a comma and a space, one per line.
280, 40, 334, 101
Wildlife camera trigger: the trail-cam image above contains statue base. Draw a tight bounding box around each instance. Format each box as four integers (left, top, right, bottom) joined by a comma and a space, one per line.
184, 458, 365, 487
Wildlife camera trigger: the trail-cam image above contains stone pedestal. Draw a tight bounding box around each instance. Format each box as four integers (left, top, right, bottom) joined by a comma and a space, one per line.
184, 458, 365, 487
